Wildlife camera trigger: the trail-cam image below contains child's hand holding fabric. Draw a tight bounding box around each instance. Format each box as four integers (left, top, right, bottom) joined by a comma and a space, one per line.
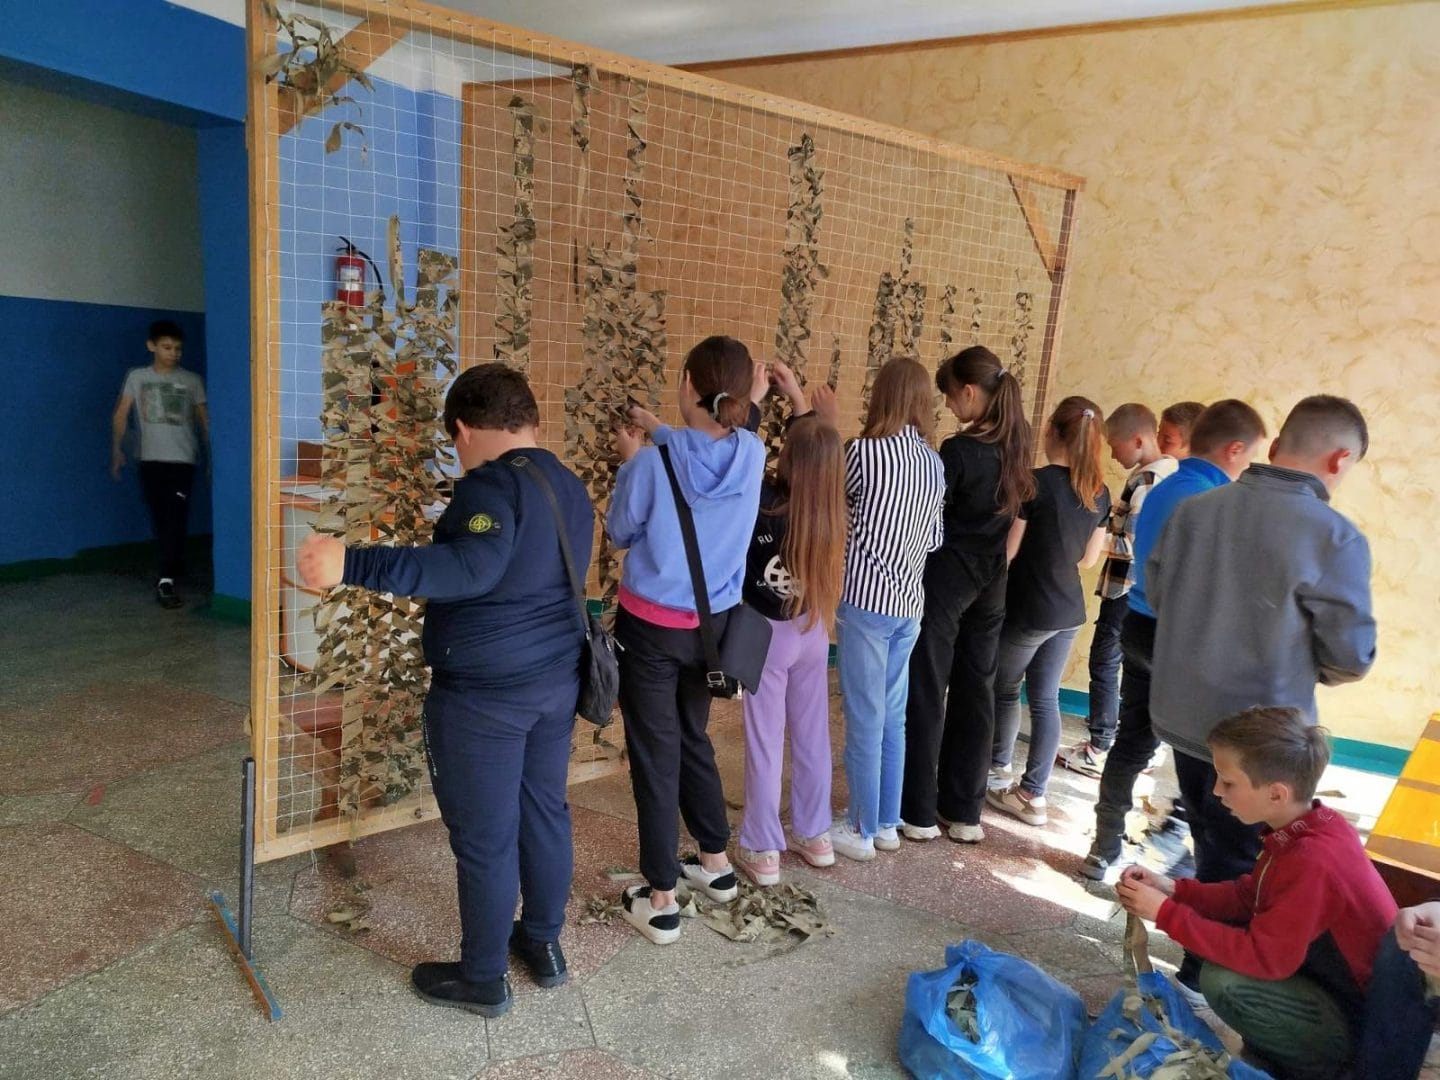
1116, 866, 1175, 922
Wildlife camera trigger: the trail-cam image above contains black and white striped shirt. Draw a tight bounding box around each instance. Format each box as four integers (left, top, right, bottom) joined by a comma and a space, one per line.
841, 426, 946, 619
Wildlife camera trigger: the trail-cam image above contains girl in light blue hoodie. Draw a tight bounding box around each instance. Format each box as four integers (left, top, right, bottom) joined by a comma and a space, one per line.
608, 336, 765, 945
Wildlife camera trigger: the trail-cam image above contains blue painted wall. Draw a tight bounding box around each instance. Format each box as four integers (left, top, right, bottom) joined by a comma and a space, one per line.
0, 0, 250, 598
277, 85, 462, 473
0, 0, 468, 599
198, 125, 251, 600
0, 298, 209, 563
0, 0, 244, 126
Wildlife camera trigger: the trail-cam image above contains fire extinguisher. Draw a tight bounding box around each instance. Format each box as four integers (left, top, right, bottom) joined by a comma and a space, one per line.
335, 237, 382, 307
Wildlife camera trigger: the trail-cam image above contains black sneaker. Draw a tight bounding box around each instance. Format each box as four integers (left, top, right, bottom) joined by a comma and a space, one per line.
156, 580, 183, 609
509, 921, 568, 988
410, 962, 512, 1017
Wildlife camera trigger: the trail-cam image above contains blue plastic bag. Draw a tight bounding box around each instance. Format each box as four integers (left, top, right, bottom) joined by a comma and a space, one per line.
899, 940, 1088, 1079
1077, 972, 1270, 1079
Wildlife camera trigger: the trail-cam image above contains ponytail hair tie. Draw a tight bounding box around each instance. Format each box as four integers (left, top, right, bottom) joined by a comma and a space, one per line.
995, 366, 1008, 380
1082, 408, 1095, 420
700, 390, 733, 424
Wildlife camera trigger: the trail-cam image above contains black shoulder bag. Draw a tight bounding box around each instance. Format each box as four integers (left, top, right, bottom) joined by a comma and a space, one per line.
509, 455, 618, 727
658, 445, 772, 699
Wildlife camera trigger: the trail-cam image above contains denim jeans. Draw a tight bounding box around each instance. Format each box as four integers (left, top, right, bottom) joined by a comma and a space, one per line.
837, 600, 921, 838
1093, 610, 1160, 862
1356, 927, 1439, 1080
1085, 595, 1128, 748
991, 621, 1081, 797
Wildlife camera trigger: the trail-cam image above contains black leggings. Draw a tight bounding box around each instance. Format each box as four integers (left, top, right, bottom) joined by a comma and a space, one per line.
901, 549, 1008, 828
617, 606, 733, 892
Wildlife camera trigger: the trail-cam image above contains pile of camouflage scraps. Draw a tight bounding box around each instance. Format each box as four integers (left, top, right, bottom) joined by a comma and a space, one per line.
580, 867, 831, 951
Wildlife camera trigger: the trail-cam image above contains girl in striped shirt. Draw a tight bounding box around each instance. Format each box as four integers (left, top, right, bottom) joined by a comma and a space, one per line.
824, 357, 946, 862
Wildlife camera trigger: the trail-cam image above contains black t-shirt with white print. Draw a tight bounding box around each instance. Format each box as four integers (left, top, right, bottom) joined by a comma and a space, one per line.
744, 477, 793, 622
1005, 464, 1111, 631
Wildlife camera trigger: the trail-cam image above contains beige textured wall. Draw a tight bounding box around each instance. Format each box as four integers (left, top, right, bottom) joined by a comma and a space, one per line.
706, 3, 1440, 749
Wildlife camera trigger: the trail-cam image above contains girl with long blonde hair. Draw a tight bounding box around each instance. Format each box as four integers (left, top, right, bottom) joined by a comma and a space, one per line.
821, 356, 946, 862
735, 365, 847, 886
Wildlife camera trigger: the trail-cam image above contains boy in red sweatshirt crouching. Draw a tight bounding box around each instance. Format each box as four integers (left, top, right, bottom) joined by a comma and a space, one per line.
1118, 706, 1397, 1080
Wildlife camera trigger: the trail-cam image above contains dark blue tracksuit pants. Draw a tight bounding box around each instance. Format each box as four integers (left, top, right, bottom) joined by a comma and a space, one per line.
422, 673, 577, 983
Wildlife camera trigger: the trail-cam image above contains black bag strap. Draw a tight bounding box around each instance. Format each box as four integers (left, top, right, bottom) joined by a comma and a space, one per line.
508, 455, 590, 643
658, 445, 725, 689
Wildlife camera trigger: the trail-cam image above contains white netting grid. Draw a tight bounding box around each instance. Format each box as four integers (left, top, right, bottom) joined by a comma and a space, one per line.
255, 0, 1080, 858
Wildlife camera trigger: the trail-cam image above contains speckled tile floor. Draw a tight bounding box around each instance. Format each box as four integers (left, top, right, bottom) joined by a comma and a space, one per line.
0, 572, 1432, 1079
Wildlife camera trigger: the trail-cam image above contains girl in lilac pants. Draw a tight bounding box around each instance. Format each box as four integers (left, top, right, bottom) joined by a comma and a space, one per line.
740, 616, 833, 858
733, 375, 847, 887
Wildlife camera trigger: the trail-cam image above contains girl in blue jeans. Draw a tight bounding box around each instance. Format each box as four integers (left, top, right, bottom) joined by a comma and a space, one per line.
988, 396, 1110, 826
825, 358, 945, 862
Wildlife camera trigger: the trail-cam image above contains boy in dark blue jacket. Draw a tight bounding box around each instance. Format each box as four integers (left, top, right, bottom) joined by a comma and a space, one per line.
298, 363, 594, 1018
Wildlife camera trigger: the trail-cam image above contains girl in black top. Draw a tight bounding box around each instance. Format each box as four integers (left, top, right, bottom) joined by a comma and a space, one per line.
988, 395, 1111, 827
900, 346, 1035, 844
735, 366, 846, 886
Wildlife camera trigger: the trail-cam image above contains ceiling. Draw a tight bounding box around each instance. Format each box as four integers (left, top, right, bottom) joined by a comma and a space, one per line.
174, 0, 1306, 65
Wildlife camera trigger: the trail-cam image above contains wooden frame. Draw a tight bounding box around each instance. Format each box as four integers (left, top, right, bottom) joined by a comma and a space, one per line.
246, 0, 285, 862
247, 0, 1083, 864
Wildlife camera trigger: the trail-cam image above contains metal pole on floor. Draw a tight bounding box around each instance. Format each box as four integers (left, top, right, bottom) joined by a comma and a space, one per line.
207, 754, 282, 1020
239, 755, 256, 960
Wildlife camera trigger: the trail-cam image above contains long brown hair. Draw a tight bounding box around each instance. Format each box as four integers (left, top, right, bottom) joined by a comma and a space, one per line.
862, 356, 936, 440
770, 416, 845, 632
936, 346, 1035, 518
1048, 395, 1106, 511
684, 335, 753, 429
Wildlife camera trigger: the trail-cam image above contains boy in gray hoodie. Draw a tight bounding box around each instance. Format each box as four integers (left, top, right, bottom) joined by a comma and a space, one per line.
1148, 395, 1376, 890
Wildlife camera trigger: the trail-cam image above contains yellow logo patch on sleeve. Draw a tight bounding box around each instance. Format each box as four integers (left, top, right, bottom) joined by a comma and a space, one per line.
467, 512, 499, 534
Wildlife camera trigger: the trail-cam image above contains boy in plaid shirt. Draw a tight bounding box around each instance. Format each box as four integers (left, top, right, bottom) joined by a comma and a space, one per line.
1057, 403, 1177, 776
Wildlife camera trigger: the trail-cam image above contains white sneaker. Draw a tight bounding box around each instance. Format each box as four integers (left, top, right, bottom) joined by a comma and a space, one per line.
679, 854, 738, 902
987, 765, 1014, 791
874, 826, 901, 851
900, 821, 942, 842
948, 822, 984, 843
620, 885, 681, 945
829, 819, 876, 862
985, 784, 1048, 826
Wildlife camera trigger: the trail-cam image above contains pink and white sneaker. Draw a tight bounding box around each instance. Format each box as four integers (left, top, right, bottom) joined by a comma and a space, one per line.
737, 847, 780, 886
789, 832, 836, 868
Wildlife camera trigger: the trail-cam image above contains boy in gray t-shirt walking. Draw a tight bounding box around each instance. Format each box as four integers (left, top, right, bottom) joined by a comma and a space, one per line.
111, 320, 209, 608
